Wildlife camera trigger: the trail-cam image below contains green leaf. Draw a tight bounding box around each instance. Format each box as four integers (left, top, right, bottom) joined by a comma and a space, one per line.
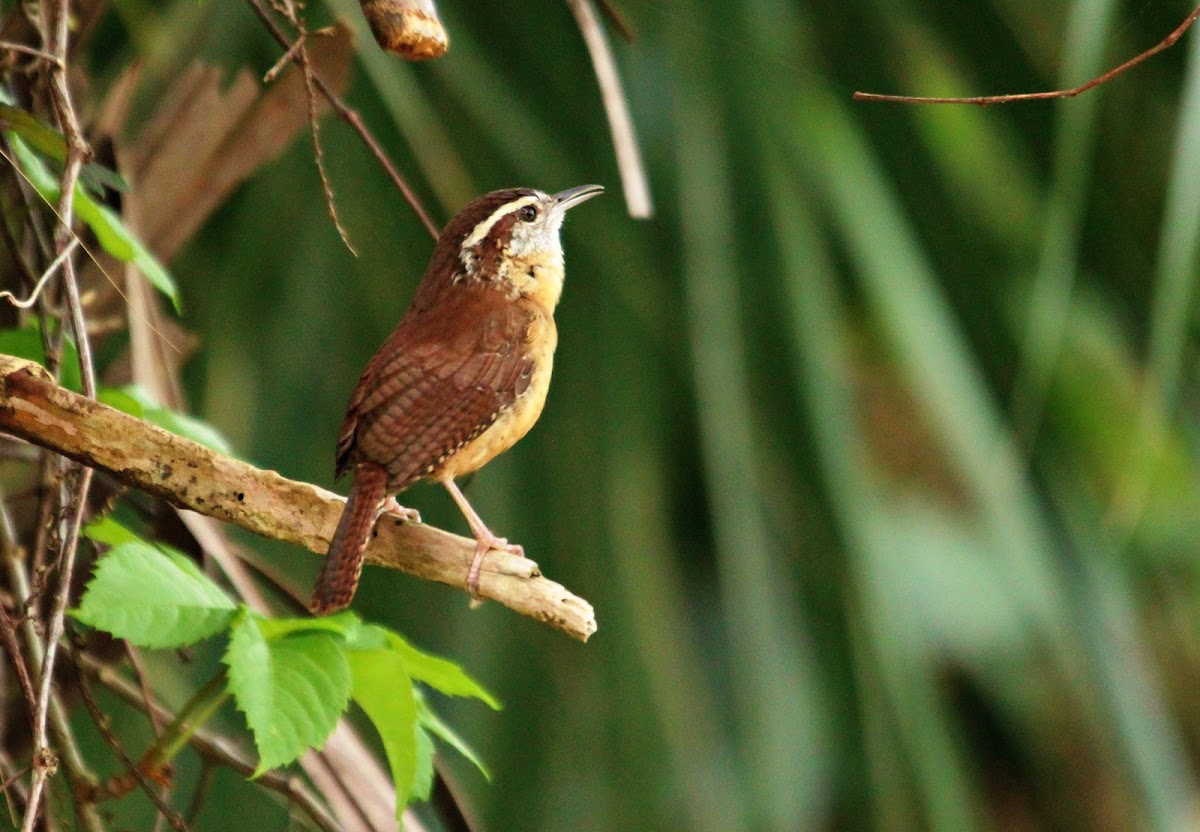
0, 103, 68, 166
98, 385, 235, 455
414, 688, 491, 781
0, 325, 82, 392
72, 542, 237, 648
255, 610, 360, 641
6, 134, 181, 312
411, 724, 436, 801
349, 649, 418, 812
95, 386, 144, 417
150, 408, 235, 455
382, 629, 500, 709
225, 613, 350, 774
82, 516, 142, 547
342, 621, 390, 652
0, 104, 128, 194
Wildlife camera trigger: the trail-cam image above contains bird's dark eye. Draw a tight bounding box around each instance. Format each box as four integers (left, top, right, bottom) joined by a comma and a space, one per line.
517, 205, 538, 223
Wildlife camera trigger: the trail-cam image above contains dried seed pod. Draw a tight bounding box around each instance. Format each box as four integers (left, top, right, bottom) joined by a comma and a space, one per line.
358, 0, 448, 60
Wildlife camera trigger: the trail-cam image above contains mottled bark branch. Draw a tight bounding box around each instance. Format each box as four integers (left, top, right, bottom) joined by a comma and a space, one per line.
0, 355, 597, 641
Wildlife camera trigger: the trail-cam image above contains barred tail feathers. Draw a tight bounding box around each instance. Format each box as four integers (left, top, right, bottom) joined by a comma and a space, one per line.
310, 464, 389, 615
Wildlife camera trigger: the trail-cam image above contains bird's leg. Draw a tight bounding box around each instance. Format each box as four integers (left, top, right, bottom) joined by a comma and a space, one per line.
375, 496, 421, 525
441, 477, 524, 598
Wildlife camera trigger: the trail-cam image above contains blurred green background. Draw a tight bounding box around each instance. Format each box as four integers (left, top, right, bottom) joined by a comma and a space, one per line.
80, 0, 1200, 828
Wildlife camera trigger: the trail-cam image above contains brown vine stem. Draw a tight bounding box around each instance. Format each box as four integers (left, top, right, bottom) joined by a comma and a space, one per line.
23, 0, 100, 827
4, 530, 104, 832
245, 0, 441, 239
853, 5, 1200, 105
66, 633, 190, 830
0, 355, 598, 641
0, 602, 35, 726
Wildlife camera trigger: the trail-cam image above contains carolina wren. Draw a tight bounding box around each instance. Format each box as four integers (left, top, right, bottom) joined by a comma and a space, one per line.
310, 184, 604, 615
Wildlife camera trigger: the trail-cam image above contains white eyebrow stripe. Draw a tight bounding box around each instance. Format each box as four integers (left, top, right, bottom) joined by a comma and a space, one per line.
459, 196, 540, 252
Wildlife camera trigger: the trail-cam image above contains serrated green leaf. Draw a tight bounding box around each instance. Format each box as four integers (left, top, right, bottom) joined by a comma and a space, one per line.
349, 649, 417, 812
383, 629, 500, 709
82, 516, 142, 547
225, 614, 349, 774
411, 724, 436, 801
72, 542, 237, 647
6, 134, 181, 312
98, 385, 235, 455
414, 688, 491, 781
0, 326, 82, 392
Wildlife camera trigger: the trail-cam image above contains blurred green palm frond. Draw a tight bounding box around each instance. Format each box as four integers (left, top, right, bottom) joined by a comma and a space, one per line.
83, 0, 1200, 828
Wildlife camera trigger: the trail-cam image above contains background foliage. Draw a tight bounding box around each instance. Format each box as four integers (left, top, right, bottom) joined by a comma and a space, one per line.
17, 0, 1200, 829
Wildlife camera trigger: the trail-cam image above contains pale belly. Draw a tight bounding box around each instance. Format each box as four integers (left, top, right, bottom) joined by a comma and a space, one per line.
439, 317, 557, 480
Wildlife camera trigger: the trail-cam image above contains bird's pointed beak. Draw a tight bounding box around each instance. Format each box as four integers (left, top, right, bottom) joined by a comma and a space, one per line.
552, 184, 605, 213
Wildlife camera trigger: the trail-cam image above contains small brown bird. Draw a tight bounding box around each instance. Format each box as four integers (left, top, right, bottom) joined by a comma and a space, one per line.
310, 184, 603, 615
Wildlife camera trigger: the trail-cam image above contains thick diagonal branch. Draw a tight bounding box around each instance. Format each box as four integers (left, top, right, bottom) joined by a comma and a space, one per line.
0, 355, 597, 641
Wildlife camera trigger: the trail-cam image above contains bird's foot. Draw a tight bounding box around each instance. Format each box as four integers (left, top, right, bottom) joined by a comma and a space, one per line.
376, 497, 421, 525
467, 533, 524, 599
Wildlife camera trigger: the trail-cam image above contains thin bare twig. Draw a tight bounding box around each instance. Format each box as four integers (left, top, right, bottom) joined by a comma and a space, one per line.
854, 5, 1200, 105
0, 603, 36, 726
246, 0, 441, 239
0, 764, 31, 798
295, 28, 358, 255
565, 0, 653, 218
23, 480, 104, 832
3, 510, 105, 832
78, 654, 342, 832
183, 762, 215, 825
66, 634, 190, 831
0, 198, 44, 291
261, 3, 357, 255
0, 487, 35, 723
125, 644, 167, 736
263, 37, 306, 84
0, 140, 184, 359
22, 0, 100, 827
0, 42, 63, 64
0, 237, 79, 309
45, 693, 104, 830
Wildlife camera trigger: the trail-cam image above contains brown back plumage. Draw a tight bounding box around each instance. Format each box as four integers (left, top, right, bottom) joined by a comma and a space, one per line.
334, 188, 542, 490
336, 287, 536, 489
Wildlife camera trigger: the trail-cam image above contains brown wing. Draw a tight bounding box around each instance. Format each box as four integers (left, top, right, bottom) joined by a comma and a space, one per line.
336, 287, 535, 490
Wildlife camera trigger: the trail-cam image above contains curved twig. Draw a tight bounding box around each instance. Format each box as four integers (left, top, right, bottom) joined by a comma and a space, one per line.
854, 5, 1200, 106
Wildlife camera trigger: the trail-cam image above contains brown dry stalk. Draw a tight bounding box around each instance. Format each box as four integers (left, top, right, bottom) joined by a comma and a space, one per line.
0, 355, 597, 641
246, 0, 441, 239
22, 0, 103, 827
565, 0, 653, 218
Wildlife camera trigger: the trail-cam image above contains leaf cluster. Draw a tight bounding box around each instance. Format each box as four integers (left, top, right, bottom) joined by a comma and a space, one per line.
73, 517, 497, 817
0, 99, 180, 311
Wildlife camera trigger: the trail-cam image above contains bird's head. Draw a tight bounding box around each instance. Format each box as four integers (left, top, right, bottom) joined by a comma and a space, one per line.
422, 185, 604, 312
